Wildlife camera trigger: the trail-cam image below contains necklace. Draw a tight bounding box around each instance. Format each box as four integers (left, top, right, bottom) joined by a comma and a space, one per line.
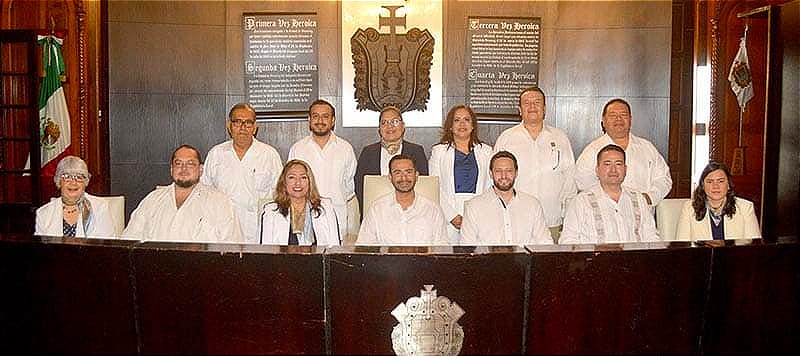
63, 206, 78, 214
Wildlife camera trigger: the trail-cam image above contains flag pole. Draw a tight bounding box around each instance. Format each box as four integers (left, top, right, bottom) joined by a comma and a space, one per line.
731, 25, 749, 176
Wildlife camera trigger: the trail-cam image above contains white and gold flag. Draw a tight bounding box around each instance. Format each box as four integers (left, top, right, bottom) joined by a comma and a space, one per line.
728, 36, 754, 110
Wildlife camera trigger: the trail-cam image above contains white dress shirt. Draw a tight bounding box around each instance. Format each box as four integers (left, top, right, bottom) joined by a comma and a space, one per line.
260, 198, 341, 246
429, 142, 493, 243
494, 123, 577, 227
288, 133, 357, 238
460, 188, 553, 246
560, 185, 659, 244
122, 183, 244, 243
356, 193, 448, 245
35, 193, 117, 238
379, 142, 402, 175
575, 133, 672, 206
201, 139, 283, 244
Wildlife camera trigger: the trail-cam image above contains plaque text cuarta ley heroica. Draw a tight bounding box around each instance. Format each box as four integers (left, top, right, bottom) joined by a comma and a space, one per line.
351, 5, 434, 113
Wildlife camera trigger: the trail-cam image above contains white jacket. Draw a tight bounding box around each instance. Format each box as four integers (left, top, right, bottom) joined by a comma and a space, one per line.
428, 143, 494, 222
260, 199, 341, 246
675, 197, 761, 241
35, 193, 117, 238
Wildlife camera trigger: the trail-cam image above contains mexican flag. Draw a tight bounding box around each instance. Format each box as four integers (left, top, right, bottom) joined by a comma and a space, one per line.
26, 34, 71, 176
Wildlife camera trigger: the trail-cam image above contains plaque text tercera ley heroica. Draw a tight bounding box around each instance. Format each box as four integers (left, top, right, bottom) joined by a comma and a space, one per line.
391, 285, 465, 356
351, 5, 434, 113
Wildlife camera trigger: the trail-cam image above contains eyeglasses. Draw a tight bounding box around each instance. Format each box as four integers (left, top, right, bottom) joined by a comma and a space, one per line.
380, 118, 403, 127
230, 119, 256, 128
60, 173, 87, 182
172, 160, 199, 168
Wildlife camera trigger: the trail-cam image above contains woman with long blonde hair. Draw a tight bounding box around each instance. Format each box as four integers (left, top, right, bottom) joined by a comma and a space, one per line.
260, 159, 340, 245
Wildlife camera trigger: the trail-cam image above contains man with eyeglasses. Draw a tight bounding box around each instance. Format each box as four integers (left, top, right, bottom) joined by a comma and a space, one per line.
200, 103, 283, 243
356, 154, 447, 245
354, 105, 428, 218
574, 98, 672, 208
288, 99, 357, 239
123, 144, 244, 243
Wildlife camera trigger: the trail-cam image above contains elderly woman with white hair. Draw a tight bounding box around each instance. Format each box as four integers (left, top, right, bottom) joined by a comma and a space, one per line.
35, 155, 117, 238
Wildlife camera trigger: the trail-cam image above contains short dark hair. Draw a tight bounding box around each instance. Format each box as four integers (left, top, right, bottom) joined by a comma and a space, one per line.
518, 87, 546, 107
228, 102, 256, 119
309, 99, 335, 117
601, 99, 631, 134
171, 144, 203, 164
490, 151, 518, 171
596, 144, 626, 166
389, 154, 416, 172
602, 98, 631, 116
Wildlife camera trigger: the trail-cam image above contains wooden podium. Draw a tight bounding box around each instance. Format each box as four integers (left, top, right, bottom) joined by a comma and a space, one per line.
1, 236, 798, 355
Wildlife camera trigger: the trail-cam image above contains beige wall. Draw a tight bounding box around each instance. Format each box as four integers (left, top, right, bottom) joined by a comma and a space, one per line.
109, 0, 672, 211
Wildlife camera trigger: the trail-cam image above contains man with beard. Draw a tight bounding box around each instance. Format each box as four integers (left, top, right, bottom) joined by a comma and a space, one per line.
560, 144, 659, 244
201, 103, 282, 244
289, 99, 357, 239
354, 106, 428, 218
574, 98, 672, 207
356, 155, 447, 245
460, 151, 552, 245
123, 145, 243, 243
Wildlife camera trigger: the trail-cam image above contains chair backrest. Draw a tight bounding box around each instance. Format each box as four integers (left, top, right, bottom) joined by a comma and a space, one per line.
362, 175, 439, 214
656, 198, 689, 241
98, 195, 125, 236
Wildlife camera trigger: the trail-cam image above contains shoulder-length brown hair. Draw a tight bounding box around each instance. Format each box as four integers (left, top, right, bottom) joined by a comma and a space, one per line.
692, 161, 737, 221
272, 159, 324, 218
438, 104, 483, 149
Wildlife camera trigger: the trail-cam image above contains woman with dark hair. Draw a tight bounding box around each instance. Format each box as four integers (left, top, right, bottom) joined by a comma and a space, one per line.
260, 159, 340, 246
429, 104, 493, 244
676, 161, 760, 240
35, 155, 116, 238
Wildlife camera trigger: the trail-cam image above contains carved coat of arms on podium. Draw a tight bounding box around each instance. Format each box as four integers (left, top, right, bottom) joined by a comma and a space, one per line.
350, 5, 434, 112
391, 285, 465, 356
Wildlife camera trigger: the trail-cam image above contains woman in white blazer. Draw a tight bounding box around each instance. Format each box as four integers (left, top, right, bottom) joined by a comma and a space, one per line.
35, 156, 116, 238
260, 159, 340, 246
429, 104, 493, 244
676, 161, 760, 241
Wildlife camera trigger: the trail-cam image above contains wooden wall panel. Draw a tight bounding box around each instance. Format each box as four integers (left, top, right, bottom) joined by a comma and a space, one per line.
2, 237, 799, 354
703, 241, 800, 354
131, 244, 327, 355
327, 246, 530, 355
527, 244, 710, 354
108, 1, 674, 219
667, 0, 694, 198
0, 237, 139, 354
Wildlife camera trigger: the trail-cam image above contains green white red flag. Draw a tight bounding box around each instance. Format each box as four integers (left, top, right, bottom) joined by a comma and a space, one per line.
27, 34, 71, 175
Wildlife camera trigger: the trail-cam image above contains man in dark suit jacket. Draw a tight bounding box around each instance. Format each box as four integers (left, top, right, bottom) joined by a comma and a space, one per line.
355, 106, 429, 218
